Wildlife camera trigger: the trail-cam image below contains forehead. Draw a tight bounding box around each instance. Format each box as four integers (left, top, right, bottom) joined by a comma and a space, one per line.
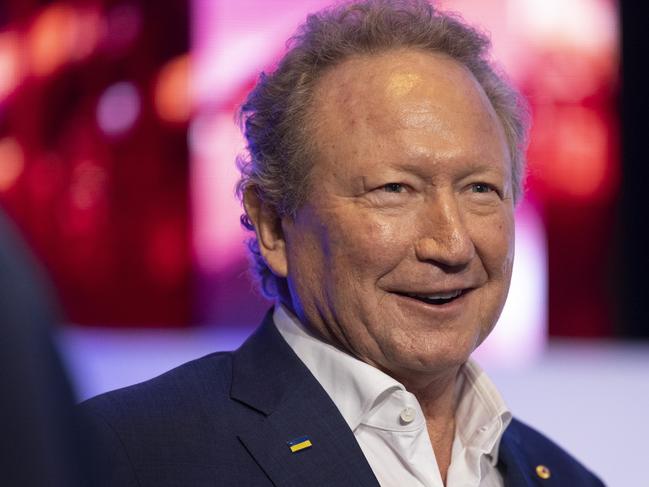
314, 49, 482, 107
307, 49, 507, 166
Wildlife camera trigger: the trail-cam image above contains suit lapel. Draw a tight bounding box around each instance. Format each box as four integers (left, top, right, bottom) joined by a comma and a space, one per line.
498, 423, 537, 487
231, 311, 380, 487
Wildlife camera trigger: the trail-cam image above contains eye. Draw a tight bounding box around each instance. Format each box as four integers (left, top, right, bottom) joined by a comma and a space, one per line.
367, 182, 412, 207
471, 182, 495, 194
382, 183, 407, 193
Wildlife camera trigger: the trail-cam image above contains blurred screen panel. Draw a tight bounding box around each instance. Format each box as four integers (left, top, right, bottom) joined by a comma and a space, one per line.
0, 1, 191, 326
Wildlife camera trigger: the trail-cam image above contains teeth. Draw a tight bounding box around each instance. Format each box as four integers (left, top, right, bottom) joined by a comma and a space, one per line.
409, 290, 462, 300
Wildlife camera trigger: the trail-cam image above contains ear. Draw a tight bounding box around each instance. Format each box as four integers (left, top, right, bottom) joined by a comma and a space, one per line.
243, 188, 288, 277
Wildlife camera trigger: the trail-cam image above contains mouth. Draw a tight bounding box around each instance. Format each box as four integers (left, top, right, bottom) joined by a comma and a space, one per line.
393, 288, 471, 307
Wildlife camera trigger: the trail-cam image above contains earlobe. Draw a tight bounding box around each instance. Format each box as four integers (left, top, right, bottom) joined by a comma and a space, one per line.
243, 188, 288, 277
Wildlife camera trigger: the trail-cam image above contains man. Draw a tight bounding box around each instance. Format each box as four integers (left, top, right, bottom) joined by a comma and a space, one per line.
81, 1, 604, 485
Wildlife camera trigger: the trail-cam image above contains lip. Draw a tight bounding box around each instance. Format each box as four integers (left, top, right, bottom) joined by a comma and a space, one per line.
390, 288, 474, 314
398, 288, 469, 297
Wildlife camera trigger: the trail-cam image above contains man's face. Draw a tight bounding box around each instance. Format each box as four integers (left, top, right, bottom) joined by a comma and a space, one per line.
280, 49, 515, 383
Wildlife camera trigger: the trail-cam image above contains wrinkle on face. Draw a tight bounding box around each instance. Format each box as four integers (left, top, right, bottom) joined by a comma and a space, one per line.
397, 104, 443, 130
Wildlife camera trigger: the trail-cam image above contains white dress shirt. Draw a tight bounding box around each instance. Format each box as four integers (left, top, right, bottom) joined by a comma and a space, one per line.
274, 304, 512, 487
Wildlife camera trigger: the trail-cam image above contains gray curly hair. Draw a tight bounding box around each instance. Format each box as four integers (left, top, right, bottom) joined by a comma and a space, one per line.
236, 0, 530, 299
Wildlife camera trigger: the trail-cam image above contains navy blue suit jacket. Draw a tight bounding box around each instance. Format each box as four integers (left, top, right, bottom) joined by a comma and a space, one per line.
80, 311, 605, 486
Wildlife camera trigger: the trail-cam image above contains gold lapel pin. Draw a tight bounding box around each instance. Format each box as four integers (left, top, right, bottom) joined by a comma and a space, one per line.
536, 464, 551, 480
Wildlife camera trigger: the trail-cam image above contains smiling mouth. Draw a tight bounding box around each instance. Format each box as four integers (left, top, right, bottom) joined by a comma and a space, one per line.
395, 289, 468, 306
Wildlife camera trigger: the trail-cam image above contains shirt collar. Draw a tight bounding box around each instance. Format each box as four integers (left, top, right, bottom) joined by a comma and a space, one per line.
273, 304, 511, 463
273, 304, 401, 431
454, 359, 512, 466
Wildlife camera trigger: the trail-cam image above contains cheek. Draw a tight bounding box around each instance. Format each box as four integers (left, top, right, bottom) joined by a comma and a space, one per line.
285, 215, 329, 283
328, 213, 413, 276
499, 217, 516, 270
470, 212, 515, 276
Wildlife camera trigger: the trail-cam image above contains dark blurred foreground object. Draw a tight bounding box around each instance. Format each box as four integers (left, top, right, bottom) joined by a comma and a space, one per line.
0, 211, 85, 486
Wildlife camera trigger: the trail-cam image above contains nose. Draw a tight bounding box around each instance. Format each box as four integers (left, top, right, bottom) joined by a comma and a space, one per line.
414, 195, 475, 269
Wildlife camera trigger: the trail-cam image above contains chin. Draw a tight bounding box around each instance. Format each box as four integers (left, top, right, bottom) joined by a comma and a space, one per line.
382, 338, 476, 380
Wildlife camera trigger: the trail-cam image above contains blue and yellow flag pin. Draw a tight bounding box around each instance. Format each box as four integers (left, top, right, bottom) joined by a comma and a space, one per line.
287, 435, 312, 453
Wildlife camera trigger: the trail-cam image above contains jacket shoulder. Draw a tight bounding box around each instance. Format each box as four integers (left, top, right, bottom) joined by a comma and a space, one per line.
77, 351, 268, 486
80, 350, 233, 420
503, 417, 605, 486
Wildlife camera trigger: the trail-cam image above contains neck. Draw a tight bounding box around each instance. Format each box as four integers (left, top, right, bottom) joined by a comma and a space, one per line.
400, 367, 462, 485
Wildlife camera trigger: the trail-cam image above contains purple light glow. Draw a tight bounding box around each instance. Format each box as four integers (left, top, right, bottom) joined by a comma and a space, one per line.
96, 81, 141, 137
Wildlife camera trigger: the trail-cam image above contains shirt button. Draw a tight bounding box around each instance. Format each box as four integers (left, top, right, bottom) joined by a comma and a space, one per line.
400, 407, 416, 424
